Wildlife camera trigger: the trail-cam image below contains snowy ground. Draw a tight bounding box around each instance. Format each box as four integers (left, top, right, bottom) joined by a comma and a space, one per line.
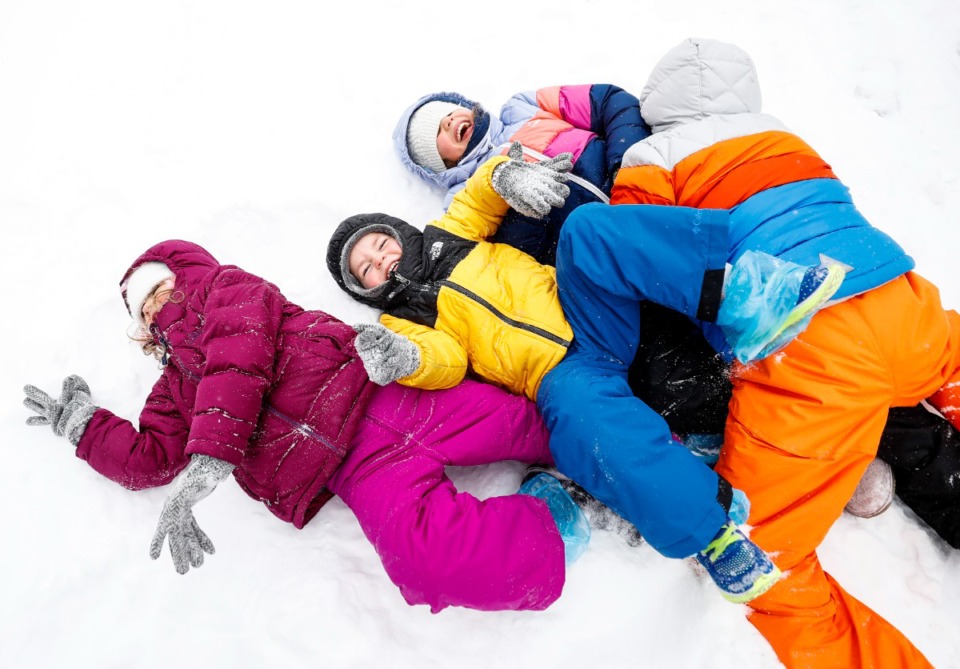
2, 1, 960, 667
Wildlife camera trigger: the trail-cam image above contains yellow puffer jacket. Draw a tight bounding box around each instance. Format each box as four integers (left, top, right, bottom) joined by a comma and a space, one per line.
382, 156, 572, 401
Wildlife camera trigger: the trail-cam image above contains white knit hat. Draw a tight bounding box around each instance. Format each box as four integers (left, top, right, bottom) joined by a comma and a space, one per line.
406, 101, 462, 173
123, 261, 175, 323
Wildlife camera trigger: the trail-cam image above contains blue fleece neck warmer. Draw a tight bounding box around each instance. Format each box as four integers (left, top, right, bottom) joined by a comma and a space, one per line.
463, 104, 490, 160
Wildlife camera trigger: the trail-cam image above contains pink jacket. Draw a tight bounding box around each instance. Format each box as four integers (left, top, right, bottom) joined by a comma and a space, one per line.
77, 240, 375, 528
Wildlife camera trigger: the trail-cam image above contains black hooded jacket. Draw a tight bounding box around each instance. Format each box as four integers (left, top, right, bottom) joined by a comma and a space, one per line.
327, 212, 476, 328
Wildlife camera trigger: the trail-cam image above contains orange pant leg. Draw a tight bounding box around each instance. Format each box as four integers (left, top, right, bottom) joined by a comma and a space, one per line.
715, 273, 960, 669
719, 419, 931, 669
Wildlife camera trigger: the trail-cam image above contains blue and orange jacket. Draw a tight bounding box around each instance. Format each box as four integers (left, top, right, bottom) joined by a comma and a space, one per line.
612, 38, 913, 303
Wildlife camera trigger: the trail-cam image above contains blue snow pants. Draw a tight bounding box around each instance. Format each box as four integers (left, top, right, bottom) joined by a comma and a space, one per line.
537, 203, 731, 558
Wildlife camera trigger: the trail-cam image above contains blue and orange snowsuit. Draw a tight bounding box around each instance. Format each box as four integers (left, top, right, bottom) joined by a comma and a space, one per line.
593, 37, 956, 668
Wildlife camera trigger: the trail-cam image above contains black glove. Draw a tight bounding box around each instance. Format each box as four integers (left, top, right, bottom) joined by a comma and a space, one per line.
23, 374, 98, 446
353, 323, 421, 385
491, 142, 572, 219
149, 455, 236, 574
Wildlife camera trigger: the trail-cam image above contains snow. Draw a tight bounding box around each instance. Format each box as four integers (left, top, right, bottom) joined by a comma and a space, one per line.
2, 1, 960, 667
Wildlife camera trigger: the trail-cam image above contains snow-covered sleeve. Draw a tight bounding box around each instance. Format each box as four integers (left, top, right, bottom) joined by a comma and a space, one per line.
74, 372, 191, 490
185, 269, 284, 466
380, 313, 468, 390
433, 156, 511, 242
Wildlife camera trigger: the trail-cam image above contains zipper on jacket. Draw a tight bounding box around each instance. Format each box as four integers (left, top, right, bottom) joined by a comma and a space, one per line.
385, 270, 417, 302
264, 406, 345, 457
439, 280, 571, 347
150, 324, 172, 367
161, 336, 341, 455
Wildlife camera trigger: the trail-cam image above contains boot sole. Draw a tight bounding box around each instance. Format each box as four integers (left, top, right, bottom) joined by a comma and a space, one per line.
720, 565, 783, 604
771, 265, 846, 341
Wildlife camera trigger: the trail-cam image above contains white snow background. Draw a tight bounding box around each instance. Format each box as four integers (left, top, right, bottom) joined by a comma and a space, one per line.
2, 1, 960, 667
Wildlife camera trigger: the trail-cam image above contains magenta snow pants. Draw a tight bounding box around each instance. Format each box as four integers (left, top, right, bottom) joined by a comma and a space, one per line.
326, 379, 566, 613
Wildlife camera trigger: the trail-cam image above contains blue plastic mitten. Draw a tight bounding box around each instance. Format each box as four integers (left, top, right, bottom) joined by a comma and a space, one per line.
519, 472, 591, 564
729, 488, 751, 526
717, 250, 808, 362
718, 251, 848, 362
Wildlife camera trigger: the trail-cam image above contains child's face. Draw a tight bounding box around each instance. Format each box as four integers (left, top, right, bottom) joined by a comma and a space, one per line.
142, 278, 175, 328
437, 107, 476, 169
349, 232, 403, 289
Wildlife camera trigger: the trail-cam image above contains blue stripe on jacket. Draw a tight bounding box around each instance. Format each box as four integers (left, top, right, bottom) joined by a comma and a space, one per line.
728, 179, 914, 300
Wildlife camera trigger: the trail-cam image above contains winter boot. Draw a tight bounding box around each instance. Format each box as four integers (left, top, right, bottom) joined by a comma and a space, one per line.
519, 469, 591, 564
844, 458, 895, 518
695, 520, 782, 604
523, 466, 643, 547
718, 251, 847, 363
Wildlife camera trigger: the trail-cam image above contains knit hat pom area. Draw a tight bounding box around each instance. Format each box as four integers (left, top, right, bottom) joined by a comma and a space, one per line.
406, 101, 463, 173
123, 261, 175, 323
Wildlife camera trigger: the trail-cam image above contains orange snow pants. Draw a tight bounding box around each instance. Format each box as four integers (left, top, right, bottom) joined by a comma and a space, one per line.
715, 272, 960, 669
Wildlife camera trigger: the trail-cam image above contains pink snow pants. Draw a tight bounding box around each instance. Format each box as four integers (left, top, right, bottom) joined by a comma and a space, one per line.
327, 379, 566, 613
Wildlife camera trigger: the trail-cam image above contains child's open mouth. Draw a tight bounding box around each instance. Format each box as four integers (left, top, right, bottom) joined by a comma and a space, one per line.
456, 121, 472, 142
388, 261, 399, 278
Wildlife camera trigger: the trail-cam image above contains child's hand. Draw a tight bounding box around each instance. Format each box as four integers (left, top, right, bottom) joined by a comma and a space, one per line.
22, 375, 98, 445
492, 143, 572, 219
530, 147, 574, 176
149, 454, 235, 575
353, 323, 421, 385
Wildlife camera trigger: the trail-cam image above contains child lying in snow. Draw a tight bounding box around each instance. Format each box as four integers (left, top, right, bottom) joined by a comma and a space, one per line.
327, 148, 845, 603
24, 238, 603, 613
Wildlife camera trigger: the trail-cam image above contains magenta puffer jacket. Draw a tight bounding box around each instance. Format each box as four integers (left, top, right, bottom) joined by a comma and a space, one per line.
76, 240, 375, 528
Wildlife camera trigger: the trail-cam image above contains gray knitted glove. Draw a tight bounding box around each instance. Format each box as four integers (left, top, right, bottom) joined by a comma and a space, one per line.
23, 375, 98, 446
491, 142, 572, 219
353, 323, 421, 385
149, 454, 235, 575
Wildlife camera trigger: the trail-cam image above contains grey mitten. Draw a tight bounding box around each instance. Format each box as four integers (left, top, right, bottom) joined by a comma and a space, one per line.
491, 142, 573, 219
149, 454, 236, 575
23, 374, 98, 446
353, 322, 421, 385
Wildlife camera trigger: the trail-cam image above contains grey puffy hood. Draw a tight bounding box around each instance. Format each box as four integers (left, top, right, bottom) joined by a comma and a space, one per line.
640, 38, 762, 134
